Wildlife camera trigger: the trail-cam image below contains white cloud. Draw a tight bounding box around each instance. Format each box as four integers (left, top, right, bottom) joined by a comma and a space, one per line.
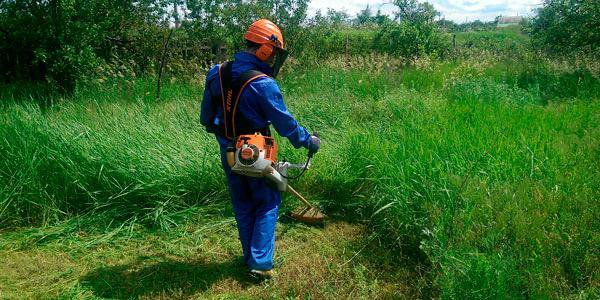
307, 0, 542, 23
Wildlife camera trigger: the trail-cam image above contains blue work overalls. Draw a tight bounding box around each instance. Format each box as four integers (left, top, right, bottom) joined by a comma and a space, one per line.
201, 52, 312, 270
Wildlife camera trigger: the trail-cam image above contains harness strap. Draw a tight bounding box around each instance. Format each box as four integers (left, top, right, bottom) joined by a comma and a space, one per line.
219, 61, 269, 139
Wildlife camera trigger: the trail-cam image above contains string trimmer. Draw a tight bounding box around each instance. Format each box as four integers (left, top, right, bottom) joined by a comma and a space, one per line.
226, 132, 325, 225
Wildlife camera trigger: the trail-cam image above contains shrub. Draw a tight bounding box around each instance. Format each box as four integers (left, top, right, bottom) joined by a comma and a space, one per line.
373, 1, 449, 59
530, 0, 600, 56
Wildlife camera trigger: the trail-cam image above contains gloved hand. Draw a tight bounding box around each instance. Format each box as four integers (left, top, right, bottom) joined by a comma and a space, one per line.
307, 132, 320, 157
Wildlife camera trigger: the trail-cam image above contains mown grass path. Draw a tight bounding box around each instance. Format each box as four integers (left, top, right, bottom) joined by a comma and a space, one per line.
0, 210, 426, 299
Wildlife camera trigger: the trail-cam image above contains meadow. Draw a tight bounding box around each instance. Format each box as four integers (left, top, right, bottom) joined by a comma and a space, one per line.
1, 30, 599, 297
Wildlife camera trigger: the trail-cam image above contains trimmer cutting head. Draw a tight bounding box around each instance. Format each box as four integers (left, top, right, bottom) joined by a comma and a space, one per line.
289, 206, 326, 225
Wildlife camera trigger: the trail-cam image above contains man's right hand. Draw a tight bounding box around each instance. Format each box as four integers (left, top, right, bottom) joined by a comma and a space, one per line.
308, 132, 320, 157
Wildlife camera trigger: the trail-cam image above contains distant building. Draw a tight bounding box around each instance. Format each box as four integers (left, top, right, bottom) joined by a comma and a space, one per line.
496, 16, 524, 27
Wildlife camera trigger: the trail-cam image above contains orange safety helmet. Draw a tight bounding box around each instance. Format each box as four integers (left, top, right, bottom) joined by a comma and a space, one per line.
244, 19, 285, 62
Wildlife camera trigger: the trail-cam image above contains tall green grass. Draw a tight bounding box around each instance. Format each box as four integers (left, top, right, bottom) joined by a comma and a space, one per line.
454, 25, 529, 54
1, 56, 599, 297
282, 62, 599, 297
0, 81, 225, 229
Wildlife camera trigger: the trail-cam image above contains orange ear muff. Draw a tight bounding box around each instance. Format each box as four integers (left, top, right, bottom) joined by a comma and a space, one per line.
256, 44, 273, 62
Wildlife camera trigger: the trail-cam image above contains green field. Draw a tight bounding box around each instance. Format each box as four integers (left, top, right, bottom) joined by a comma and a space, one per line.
1, 45, 600, 297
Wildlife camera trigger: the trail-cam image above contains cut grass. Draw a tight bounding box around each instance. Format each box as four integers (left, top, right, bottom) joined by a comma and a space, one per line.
0, 206, 422, 299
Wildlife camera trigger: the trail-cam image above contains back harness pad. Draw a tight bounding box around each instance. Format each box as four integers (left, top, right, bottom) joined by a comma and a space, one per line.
219, 61, 268, 139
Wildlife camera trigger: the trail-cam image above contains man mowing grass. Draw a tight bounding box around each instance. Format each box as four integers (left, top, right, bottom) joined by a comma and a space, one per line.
200, 19, 320, 280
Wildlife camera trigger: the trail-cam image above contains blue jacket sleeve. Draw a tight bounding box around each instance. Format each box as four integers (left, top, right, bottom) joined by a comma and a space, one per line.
254, 79, 311, 149
199, 66, 220, 127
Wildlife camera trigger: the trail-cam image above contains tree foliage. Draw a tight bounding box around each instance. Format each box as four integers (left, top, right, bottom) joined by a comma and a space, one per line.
375, 0, 448, 58
393, 0, 438, 23
355, 6, 392, 27
530, 0, 600, 55
0, 0, 309, 90
0, 0, 452, 90
0, 0, 168, 89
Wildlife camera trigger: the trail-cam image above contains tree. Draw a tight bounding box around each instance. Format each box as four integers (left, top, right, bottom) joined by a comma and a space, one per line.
374, 0, 447, 58
0, 0, 168, 89
356, 5, 375, 26
374, 9, 392, 26
530, 0, 600, 55
186, 0, 308, 51
0, 0, 310, 90
325, 8, 350, 27
393, 0, 439, 23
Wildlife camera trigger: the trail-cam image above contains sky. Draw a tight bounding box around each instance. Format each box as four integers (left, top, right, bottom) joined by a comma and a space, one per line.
307, 0, 542, 23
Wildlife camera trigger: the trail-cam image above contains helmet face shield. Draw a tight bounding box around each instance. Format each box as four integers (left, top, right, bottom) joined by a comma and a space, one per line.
270, 48, 288, 78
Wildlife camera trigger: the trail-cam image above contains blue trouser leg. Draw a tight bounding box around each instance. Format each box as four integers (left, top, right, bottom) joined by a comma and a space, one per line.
227, 176, 253, 265
217, 136, 281, 270
245, 177, 280, 270
249, 204, 279, 269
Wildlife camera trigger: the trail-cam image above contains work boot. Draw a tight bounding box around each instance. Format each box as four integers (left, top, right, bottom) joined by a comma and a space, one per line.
249, 269, 275, 280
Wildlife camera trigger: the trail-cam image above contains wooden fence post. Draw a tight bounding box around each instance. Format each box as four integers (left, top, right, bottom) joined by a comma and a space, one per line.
453, 34, 456, 50
156, 28, 173, 102
345, 33, 349, 67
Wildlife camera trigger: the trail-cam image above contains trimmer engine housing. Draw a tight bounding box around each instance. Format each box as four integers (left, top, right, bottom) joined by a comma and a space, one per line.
226, 132, 310, 192
228, 133, 278, 178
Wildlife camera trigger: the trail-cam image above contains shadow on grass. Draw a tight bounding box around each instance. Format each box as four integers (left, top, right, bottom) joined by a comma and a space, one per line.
80, 257, 254, 298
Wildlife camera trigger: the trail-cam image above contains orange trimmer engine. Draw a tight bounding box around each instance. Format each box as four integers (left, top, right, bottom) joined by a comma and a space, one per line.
226, 132, 278, 178
225, 131, 326, 225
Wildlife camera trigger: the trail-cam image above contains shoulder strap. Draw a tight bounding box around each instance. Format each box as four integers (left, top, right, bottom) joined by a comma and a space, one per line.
237, 70, 266, 89
219, 62, 268, 139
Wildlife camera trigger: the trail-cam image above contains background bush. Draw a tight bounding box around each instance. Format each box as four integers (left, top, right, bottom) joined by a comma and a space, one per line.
0, 0, 452, 92
530, 0, 600, 56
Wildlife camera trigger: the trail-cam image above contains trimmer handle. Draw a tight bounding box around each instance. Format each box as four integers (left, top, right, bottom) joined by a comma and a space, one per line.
308, 131, 320, 158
